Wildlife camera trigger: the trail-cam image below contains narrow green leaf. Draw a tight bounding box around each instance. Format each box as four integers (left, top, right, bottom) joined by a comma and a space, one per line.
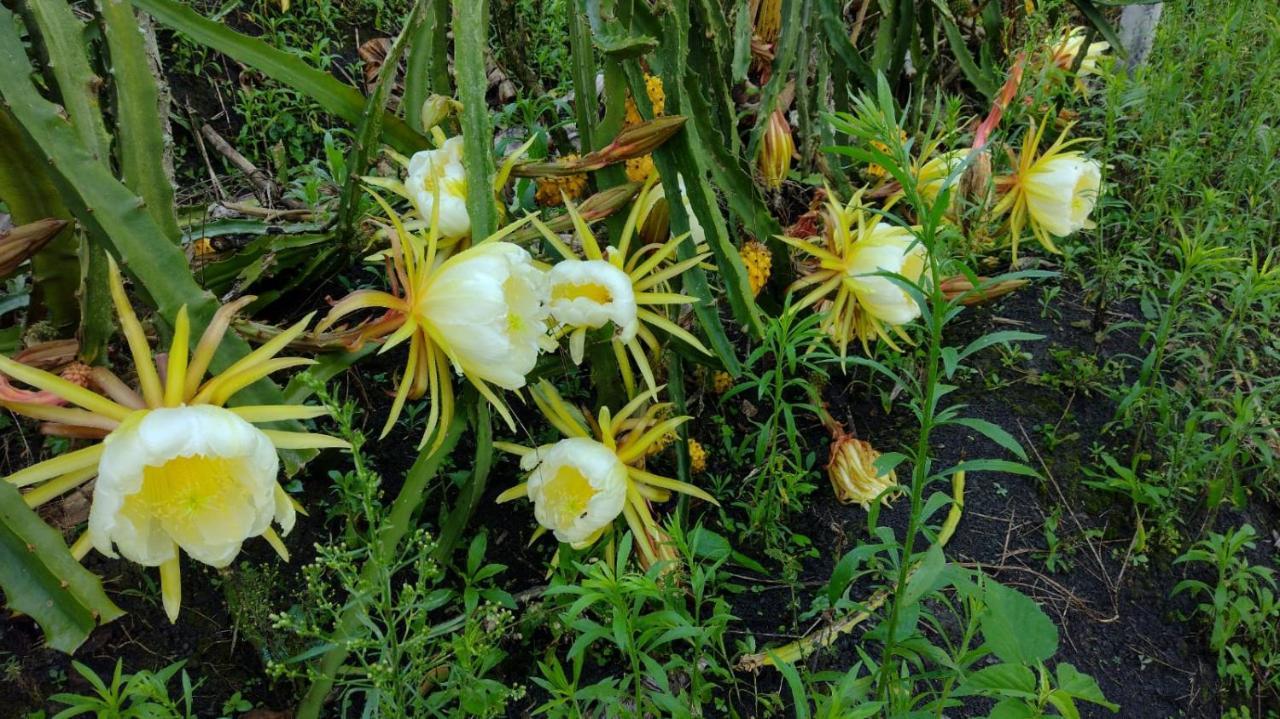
1069, 0, 1128, 55
948, 417, 1028, 461
129, 0, 429, 154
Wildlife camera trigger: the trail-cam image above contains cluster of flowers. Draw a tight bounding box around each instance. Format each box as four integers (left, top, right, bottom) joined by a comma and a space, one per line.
0, 26, 1110, 621
1, 132, 721, 619
741, 26, 1109, 506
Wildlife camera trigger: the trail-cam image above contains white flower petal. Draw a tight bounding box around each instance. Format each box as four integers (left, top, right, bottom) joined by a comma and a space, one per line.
547, 259, 639, 342
419, 242, 549, 389
524, 437, 627, 546
1025, 156, 1101, 237
845, 224, 925, 325
89, 405, 283, 568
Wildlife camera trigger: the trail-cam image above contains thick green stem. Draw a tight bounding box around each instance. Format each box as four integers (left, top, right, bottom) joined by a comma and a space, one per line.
453, 0, 499, 240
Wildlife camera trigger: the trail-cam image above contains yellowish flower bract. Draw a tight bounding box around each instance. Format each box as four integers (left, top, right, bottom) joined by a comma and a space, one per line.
316, 194, 554, 451
495, 381, 717, 566
536, 177, 712, 398
827, 433, 898, 508
1050, 26, 1111, 94
781, 189, 928, 357
992, 118, 1102, 260
0, 258, 347, 622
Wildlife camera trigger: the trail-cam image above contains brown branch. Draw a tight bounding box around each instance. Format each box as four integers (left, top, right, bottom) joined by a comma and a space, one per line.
198, 122, 307, 210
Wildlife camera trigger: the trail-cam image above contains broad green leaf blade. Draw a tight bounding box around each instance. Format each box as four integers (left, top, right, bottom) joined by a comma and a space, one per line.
955, 663, 1037, 697
980, 581, 1060, 665
0, 482, 124, 653
129, 0, 429, 154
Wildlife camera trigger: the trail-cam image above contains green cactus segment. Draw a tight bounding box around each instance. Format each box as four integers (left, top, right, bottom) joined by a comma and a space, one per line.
453, 0, 500, 240
0, 482, 124, 654
0, 8, 307, 464
0, 109, 79, 335
129, 0, 429, 155
26, 0, 113, 163
99, 0, 182, 241
25, 0, 119, 357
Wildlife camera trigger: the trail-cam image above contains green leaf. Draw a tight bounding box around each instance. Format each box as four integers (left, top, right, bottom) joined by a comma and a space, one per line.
1069, 0, 1127, 55
129, 0, 429, 154
958, 330, 1044, 362
935, 0, 996, 97
1056, 663, 1118, 710
957, 663, 1037, 697
942, 459, 1041, 479
980, 581, 1059, 665
947, 417, 1029, 461
596, 32, 658, 58
988, 698, 1038, 719
901, 543, 947, 607
0, 482, 124, 653
771, 654, 811, 719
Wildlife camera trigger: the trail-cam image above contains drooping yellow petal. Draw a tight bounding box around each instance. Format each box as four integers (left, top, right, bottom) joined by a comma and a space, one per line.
609, 386, 662, 433
565, 198, 603, 261
107, 257, 163, 407
193, 357, 315, 407
617, 416, 690, 464
6, 443, 104, 488
186, 295, 256, 399
0, 355, 131, 422
229, 405, 331, 423
0, 401, 119, 431
70, 532, 92, 561
382, 336, 419, 439
261, 430, 351, 450
164, 306, 191, 407
627, 466, 719, 505
219, 312, 315, 381
160, 555, 182, 623
629, 233, 690, 281
637, 308, 711, 355
530, 382, 589, 438
496, 482, 529, 503
90, 367, 146, 410
529, 215, 578, 261
493, 441, 533, 456
22, 465, 98, 508
636, 291, 698, 305
314, 290, 405, 334
624, 338, 658, 396
261, 527, 290, 562
633, 253, 713, 292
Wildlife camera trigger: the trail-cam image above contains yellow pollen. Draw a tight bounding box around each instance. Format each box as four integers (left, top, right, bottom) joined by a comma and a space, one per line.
552, 282, 614, 304
130, 455, 238, 521
544, 465, 597, 527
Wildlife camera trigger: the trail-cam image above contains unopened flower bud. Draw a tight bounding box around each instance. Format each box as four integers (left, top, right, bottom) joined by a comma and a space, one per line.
759, 110, 794, 190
